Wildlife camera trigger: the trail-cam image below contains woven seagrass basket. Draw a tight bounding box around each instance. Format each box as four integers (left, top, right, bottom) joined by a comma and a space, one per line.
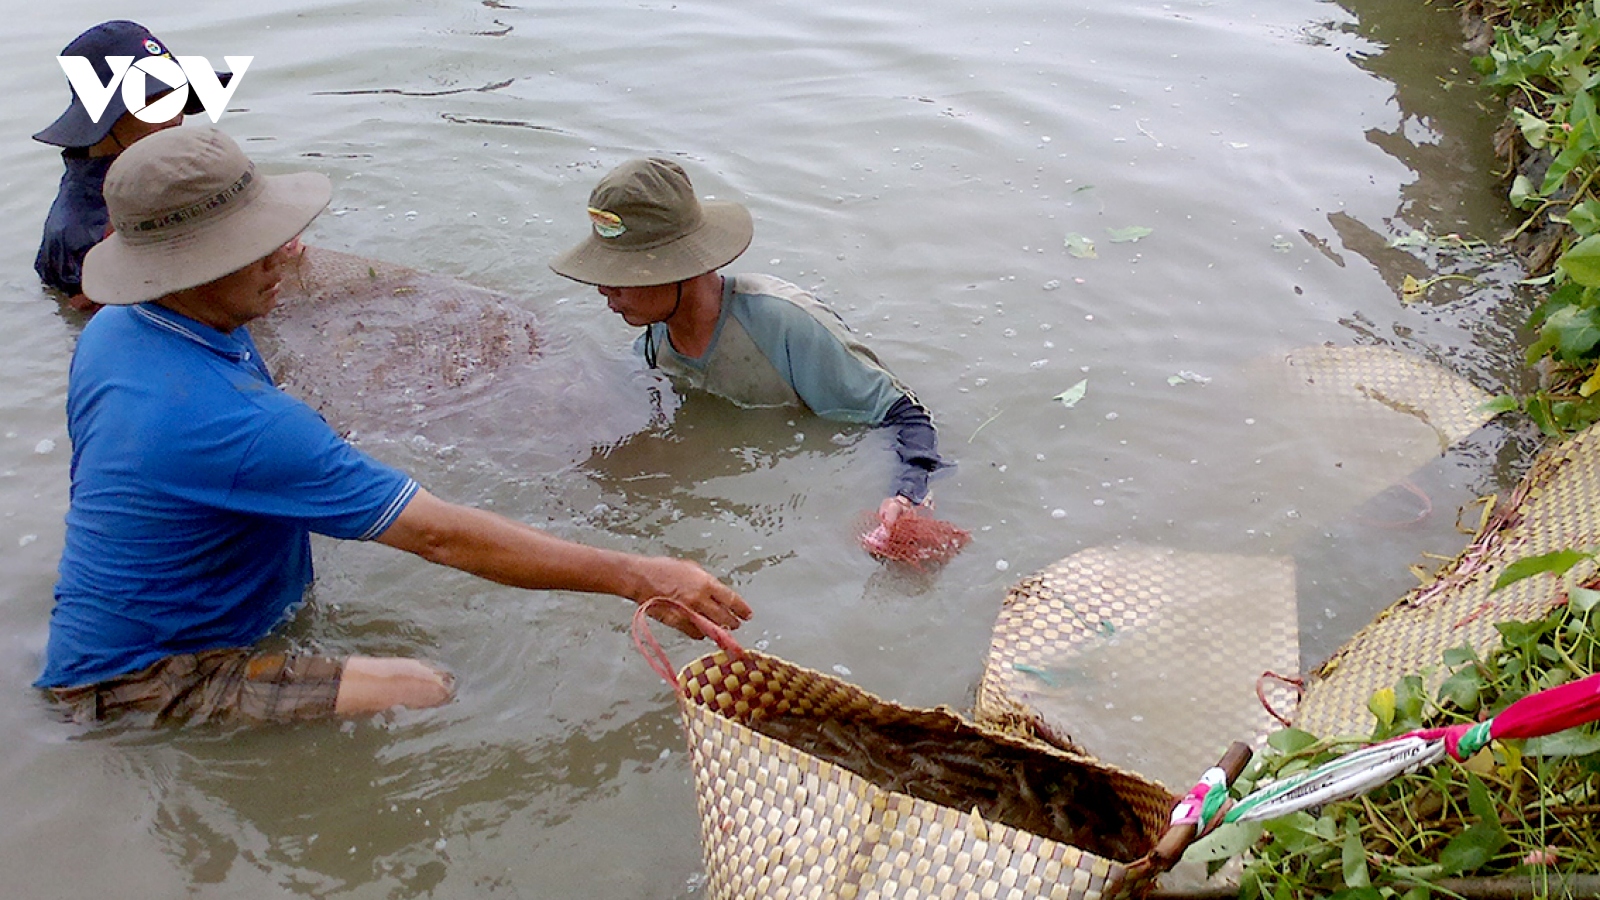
633, 603, 1195, 900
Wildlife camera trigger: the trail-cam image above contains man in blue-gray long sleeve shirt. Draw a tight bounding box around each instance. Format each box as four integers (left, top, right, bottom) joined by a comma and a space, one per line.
551, 157, 947, 530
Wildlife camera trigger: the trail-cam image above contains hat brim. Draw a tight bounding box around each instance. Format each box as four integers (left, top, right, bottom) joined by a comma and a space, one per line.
81, 170, 331, 306
33, 70, 234, 148
550, 201, 753, 287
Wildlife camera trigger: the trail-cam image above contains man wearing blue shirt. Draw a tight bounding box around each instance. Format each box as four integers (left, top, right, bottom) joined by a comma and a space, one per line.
38, 128, 750, 725
550, 158, 947, 531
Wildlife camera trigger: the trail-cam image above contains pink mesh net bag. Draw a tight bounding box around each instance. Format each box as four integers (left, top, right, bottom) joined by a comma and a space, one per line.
857, 506, 971, 566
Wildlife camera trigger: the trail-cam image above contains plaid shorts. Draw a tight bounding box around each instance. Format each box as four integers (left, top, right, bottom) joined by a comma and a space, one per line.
47, 647, 345, 726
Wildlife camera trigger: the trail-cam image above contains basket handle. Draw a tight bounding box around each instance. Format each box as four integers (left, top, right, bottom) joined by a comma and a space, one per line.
629, 597, 747, 690
1118, 741, 1253, 892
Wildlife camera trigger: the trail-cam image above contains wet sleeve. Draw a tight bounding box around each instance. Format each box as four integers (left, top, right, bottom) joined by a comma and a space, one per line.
881, 393, 944, 504
35, 198, 106, 296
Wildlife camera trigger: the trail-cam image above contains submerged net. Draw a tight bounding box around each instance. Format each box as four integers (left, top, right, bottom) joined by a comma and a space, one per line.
858, 507, 971, 565
255, 246, 662, 470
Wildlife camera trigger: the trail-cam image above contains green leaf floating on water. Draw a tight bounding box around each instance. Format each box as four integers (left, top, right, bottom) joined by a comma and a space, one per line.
1064, 233, 1097, 258
1107, 225, 1152, 243
1054, 379, 1088, 408
1479, 394, 1520, 415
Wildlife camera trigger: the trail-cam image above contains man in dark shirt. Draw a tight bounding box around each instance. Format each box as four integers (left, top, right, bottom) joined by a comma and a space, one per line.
34, 20, 230, 311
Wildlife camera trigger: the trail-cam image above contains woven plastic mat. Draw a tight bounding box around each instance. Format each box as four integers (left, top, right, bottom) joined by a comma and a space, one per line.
1297, 423, 1600, 736
976, 546, 1299, 792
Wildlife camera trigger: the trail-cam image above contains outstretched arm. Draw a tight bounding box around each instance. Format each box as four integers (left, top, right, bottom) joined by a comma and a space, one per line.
877, 394, 944, 525
375, 489, 752, 638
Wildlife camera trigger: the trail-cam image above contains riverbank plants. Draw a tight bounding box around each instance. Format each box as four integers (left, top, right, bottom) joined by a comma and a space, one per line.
1188, 4, 1600, 895
1473, 0, 1600, 433
1213, 591, 1600, 898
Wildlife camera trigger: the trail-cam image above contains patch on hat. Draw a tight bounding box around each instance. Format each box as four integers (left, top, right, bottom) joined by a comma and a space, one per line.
144, 38, 165, 56
587, 207, 625, 239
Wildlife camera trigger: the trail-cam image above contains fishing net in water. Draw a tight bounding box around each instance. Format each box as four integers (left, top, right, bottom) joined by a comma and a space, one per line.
254, 245, 662, 470
857, 507, 971, 565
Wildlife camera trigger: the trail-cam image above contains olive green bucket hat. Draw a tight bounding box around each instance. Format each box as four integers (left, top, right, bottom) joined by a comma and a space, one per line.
550, 157, 753, 287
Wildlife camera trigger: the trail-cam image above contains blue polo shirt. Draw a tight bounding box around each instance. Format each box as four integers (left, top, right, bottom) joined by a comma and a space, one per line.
37, 303, 418, 689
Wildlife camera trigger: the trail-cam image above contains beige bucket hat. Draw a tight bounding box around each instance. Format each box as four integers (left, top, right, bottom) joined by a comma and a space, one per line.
550, 157, 753, 287
82, 126, 331, 306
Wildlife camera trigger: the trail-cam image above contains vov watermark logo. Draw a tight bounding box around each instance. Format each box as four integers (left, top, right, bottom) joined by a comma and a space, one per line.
58, 52, 252, 124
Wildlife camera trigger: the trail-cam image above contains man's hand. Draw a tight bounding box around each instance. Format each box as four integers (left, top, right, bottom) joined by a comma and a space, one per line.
878, 494, 915, 529
628, 556, 752, 639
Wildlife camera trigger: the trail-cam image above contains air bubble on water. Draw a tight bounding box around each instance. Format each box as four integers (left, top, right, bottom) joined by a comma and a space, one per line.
833, 664, 852, 676
995, 559, 1009, 571
1051, 509, 1066, 519
34, 439, 54, 454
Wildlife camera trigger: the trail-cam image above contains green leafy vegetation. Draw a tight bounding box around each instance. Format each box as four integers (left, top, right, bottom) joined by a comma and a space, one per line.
1222, 594, 1600, 898
1475, 0, 1600, 434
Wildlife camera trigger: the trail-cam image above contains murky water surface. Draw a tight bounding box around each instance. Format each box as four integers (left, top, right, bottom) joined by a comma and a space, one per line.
0, 1, 1541, 896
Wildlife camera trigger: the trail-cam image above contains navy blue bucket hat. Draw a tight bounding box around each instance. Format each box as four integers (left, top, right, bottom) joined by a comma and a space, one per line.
33, 21, 232, 148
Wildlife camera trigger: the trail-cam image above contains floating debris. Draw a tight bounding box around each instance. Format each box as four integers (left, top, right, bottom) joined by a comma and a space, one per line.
1054, 379, 1088, 408
1167, 370, 1212, 386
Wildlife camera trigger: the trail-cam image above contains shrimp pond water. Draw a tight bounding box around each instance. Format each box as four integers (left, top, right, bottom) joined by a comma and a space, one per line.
0, 1, 1546, 897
